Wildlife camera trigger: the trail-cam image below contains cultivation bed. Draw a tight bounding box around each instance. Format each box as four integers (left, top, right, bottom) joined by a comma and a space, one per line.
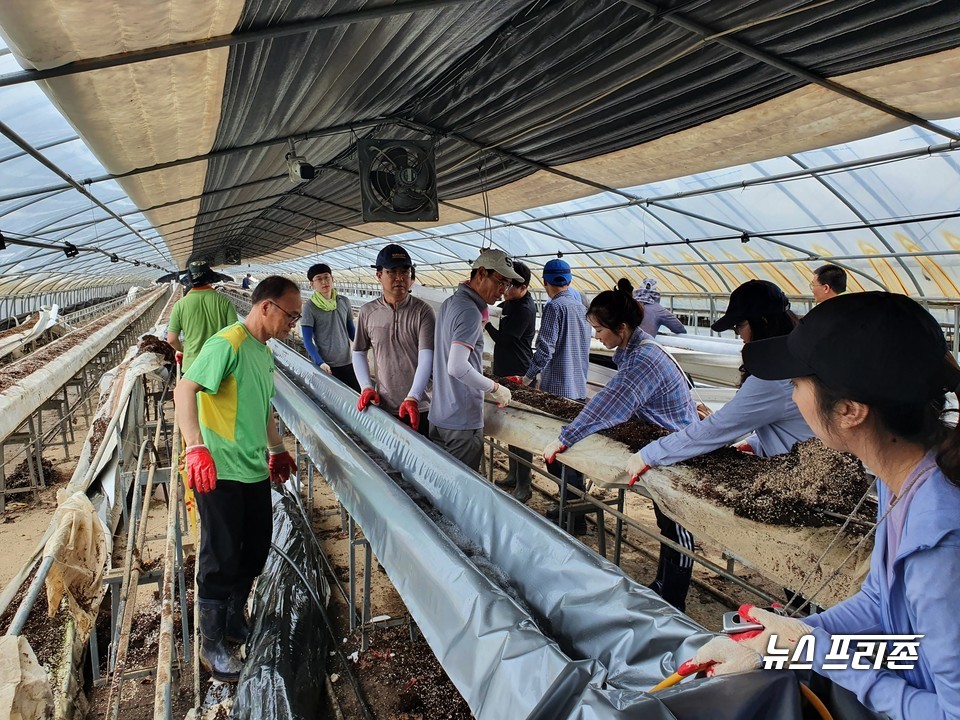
484, 380, 875, 606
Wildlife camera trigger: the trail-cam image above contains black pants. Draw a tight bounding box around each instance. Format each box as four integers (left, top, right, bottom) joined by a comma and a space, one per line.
651, 502, 695, 611
330, 363, 361, 392
508, 446, 533, 485
547, 459, 585, 493
195, 479, 273, 601
547, 397, 586, 492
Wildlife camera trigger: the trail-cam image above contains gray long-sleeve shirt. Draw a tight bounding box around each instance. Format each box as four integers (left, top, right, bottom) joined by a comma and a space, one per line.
641, 375, 813, 466
639, 302, 686, 336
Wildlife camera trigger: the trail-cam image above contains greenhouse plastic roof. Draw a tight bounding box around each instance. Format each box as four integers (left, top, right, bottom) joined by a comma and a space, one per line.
0, 0, 959, 297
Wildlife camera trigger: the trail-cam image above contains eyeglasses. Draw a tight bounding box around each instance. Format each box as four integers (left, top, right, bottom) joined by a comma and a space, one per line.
269, 301, 302, 324
383, 268, 412, 278
487, 271, 511, 290
510, 280, 526, 289
733, 320, 749, 336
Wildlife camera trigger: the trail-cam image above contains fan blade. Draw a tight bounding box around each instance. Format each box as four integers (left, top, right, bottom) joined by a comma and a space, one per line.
369, 170, 397, 200
384, 146, 410, 168
391, 189, 430, 213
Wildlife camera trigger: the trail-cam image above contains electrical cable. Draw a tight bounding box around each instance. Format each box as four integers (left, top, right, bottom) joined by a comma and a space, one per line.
269, 540, 375, 720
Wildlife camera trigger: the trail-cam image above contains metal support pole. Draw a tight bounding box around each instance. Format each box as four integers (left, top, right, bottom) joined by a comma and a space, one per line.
348, 515, 357, 632
6, 555, 56, 636
360, 542, 372, 652
613, 489, 625, 567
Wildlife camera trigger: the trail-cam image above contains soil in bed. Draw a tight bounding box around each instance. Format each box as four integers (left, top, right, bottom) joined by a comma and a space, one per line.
499, 378, 872, 527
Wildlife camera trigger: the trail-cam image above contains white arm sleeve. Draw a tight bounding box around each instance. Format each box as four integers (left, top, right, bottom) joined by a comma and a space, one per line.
407, 349, 433, 400
447, 343, 495, 392
352, 351, 373, 390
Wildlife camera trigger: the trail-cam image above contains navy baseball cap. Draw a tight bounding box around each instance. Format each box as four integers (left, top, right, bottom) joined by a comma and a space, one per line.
372, 244, 413, 269
543, 258, 572, 286
712, 280, 789, 332
743, 292, 951, 405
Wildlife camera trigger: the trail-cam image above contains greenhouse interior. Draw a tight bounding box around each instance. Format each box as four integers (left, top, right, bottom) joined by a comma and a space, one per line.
0, 1, 958, 719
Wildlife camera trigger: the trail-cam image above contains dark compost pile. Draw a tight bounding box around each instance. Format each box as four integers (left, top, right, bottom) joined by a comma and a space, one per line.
136, 334, 175, 364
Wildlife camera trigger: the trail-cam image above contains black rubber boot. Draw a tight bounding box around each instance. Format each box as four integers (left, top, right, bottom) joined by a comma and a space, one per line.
512, 469, 532, 503
225, 581, 253, 645
495, 472, 517, 489
658, 559, 693, 613
199, 599, 244, 682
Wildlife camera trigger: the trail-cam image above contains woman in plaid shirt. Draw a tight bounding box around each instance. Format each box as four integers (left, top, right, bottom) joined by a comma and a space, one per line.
542, 288, 699, 610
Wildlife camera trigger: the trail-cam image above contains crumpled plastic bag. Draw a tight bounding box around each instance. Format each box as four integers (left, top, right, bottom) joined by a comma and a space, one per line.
43, 492, 106, 642
0, 635, 53, 719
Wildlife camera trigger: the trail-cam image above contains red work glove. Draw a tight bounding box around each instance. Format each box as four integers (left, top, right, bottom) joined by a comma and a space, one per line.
398, 398, 420, 431
185, 445, 217, 493
542, 440, 566, 464
175, 351, 183, 366
268, 447, 297, 484
735, 442, 756, 454
503, 375, 525, 385
357, 387, 380, 412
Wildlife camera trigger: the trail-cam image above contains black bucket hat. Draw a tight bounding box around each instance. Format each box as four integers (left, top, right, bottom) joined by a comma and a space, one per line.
186, 262, 219, 287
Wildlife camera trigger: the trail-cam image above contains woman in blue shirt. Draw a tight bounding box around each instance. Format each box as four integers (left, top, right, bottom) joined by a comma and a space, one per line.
686, 292, 960, 720
542, 288, 699, 610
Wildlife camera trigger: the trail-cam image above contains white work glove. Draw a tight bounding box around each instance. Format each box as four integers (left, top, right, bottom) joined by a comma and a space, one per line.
542, 439, 567, 464
732, 604, 813, 657
626, 450, 651, 484
487, 382, 511, 408
677, 636, 762, 678
522, 376, 533, 387
319, 362, 331, 374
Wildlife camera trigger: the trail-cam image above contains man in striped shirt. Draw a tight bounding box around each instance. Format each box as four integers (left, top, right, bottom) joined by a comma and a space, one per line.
520, 259, 591, 530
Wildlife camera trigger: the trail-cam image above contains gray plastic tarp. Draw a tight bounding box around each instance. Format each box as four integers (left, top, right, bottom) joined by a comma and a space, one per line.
273, 344, 810, 720
272, 372, 604, 720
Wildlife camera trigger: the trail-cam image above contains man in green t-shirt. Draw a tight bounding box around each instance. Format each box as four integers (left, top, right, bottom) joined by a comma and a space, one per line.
174, 275, 299, 682
166, 262, 238, 371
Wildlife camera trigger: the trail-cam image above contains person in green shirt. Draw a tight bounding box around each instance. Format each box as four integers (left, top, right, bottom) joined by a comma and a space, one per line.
166, 262, 238, 371
174, 275, 299, 682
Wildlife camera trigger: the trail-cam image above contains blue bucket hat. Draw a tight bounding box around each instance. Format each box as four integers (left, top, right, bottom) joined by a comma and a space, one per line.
543, 258, 572, 286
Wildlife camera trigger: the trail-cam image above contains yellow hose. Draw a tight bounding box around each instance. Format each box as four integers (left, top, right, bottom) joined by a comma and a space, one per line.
648, 670, 833, 720
800, 683, 834, 720
647, 671, 684, 693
